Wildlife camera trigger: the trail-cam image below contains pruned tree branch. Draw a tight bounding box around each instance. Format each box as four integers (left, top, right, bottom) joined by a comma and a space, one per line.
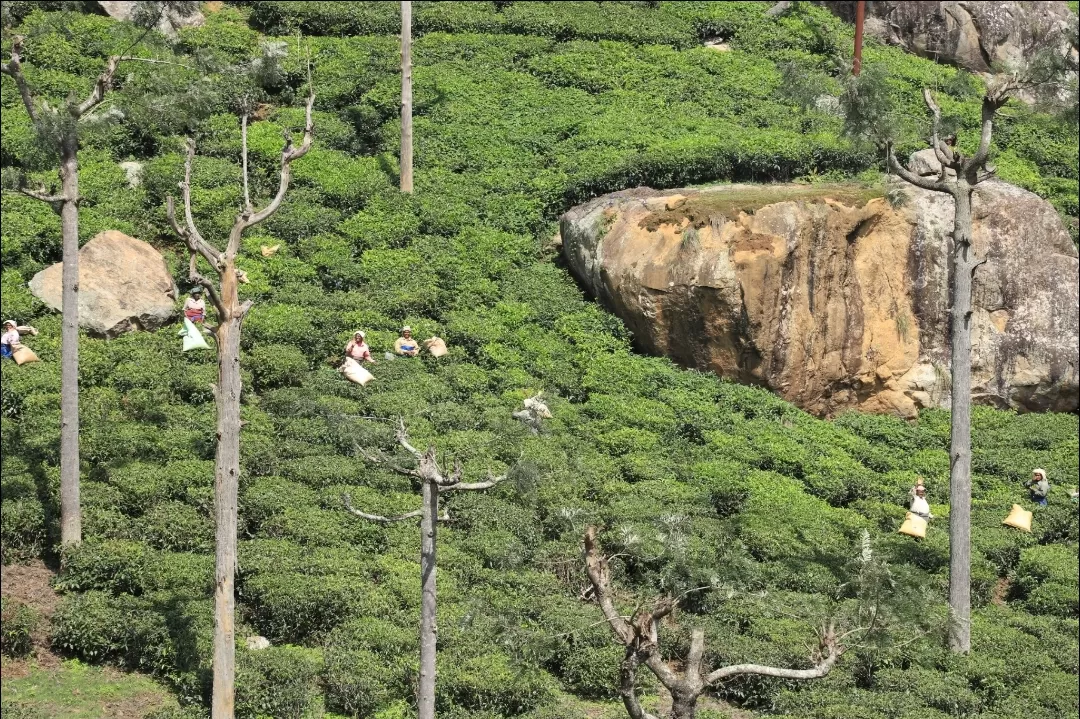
342, 493, 450, 523
584, 526, 843, 717
241, 114, 253, 215
166, 142, 223, 272
966, 94, 1006, 174
887, 145, 951, 194
16, 185, 67, 204
1, 36, 39, 123
922, 88, 955, 174
395, 417, 423, 458
583, 526, 636, 646
227, 68, 315, 254
76, 54, 123, 117
704, 622, 842, 684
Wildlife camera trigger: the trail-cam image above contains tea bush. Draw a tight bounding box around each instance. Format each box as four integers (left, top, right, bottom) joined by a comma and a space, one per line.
1, 2, 1077, 718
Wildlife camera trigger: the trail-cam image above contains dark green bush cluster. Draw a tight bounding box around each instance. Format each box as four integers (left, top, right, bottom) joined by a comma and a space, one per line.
1, 597, 39, 657
1, 2, 1077, 718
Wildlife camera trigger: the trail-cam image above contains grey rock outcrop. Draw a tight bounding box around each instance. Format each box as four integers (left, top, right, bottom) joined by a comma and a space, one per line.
816, 1, 1076, 74
29, 231, 178, 339
560, 173, 1078, 418
94, 1, 204, 38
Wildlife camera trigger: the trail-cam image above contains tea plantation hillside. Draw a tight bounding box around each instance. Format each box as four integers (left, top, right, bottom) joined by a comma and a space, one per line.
1, 3, 1078, 719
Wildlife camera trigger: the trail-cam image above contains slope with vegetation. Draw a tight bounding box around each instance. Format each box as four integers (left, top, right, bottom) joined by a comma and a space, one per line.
1, 3, 1077, 719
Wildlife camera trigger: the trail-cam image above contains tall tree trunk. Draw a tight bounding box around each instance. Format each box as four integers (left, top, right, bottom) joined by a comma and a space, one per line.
400, 0, 413, 193
947, 185, 974, 654
212, 265, 244, 719
418, 476, 437, 719
58, 139, 81, 549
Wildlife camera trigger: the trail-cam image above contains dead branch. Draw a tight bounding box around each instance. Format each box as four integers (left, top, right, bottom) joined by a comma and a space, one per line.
227, 67, 316, 254
76, 54, 123, 117
1, 36, 39, 122
583, 526, 842, 716
703, 622, 842, 684
922, 88, 955, 175
886, 144, 951, 195
15, 185, 67, 204
966, 94, 1007, 174
165, 143, 222, 270
241, 114, 253, 215
342, 493, 425, 523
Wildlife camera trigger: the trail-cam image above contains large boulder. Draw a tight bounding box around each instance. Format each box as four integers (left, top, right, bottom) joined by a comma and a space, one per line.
93, 1, 204, 39
560, 175, 1079, 418
29, 231, 178, 339
815, 2, 1077, 75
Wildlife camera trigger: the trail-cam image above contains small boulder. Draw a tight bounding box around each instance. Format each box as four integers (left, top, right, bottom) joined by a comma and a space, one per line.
29, 231, 177, 339
908, 149, 956, 179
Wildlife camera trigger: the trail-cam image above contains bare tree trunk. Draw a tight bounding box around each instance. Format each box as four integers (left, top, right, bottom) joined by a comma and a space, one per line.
670, 690, 698, 719
212, 265, 244, 719
58, 139, 81, 549
947, 185, 974, 654
418, 475, 437, 719
400, 0, 413, 194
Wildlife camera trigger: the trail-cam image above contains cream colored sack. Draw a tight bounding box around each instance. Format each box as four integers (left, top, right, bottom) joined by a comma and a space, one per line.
13, 345, 39, 365
340, 357, 374, 386
898, 512, 927, 539
1002, 504, 1033, 533
425, 337, 448, 358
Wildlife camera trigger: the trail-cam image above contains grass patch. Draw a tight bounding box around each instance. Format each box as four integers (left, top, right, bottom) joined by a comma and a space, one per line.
639, 182, 883, 231
0, 659, 176, 719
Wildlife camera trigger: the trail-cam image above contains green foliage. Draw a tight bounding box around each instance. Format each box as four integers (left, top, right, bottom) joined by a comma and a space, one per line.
1, 597, 39, 657
236, 645, 323, 719
1, 3, 1077, 719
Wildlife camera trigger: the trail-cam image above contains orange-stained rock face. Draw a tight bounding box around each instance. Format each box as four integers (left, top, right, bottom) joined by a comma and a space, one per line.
561, 180, 1079, 418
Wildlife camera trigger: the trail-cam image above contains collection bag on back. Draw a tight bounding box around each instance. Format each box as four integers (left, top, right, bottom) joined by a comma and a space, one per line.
180, 319, 211, 352
898, 512, 927, 539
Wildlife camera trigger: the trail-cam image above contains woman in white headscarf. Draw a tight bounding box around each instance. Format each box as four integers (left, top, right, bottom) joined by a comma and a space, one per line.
1024, 469, 1050, 506
345, 330, 376, 364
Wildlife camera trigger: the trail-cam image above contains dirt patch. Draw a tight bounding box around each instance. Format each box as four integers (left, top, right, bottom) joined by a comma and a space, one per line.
2, 560, 62, 670
639, 183, 881, 232
1, 561, 59, 619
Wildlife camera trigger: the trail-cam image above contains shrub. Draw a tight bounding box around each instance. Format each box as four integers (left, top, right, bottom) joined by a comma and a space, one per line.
438, 651, 559, 715
1, 598, 39, 657
324, 617, 415, 717
236, 645, 323, 719
1012, 544, 1080, 617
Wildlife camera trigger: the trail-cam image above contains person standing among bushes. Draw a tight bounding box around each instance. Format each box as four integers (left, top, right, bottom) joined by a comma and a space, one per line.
345, 331, 376, 364
909, 480, 933, 521
394, 326, 420, 356
1024, 469, 1050, 506
183, 287, 206, 324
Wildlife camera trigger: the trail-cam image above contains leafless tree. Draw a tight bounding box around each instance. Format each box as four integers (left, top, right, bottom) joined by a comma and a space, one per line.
583, 526, 843, 719
1, 16, 189, 547
344, 419, 507, 719
400, 0, 413, 193
881, 17, 1075, 654
165, 63, 315, 719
